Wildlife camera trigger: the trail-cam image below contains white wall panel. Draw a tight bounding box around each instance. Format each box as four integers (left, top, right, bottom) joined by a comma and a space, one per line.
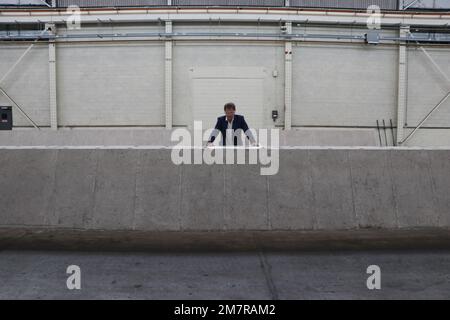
57, 42, 164, 126
173, 42, 285, 128
0, 44, 50, 127
192, 67, 265, 129
292, 43, 398, 127
407, 47, 450, 128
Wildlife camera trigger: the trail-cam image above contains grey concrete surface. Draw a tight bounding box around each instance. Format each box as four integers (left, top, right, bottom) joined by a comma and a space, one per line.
2, 128, 450, 147
308, 150, 355, 230
0, 128, 377, 146
134, 150, 181, 231
0, 150, 58, 226
52, 150, 97, 228
390, 150, 440, 228
268, 150, 315, 230
0, 148, 449, 232
92, 150, 138, 230
0, 249, 449, 300
426, 150, 450, 227
348, 150, 397, 228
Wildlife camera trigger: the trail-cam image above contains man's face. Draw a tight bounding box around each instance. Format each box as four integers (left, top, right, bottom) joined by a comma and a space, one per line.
225, 108, 235, 121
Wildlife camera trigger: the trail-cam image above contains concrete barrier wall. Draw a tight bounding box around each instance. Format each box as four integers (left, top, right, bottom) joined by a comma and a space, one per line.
0, 148, 449, 231
5, 128, 450, 147
0, 128, 378, 147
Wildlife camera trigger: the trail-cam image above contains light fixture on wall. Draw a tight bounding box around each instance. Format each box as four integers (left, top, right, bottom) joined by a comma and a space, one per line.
0, 106, 13, 130
272, 110, 279, 122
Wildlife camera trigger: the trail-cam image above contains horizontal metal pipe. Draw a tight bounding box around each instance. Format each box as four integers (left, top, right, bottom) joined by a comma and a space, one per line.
0, 38, 425, 47
1, 31, 449, 43
0, 8, 449, 27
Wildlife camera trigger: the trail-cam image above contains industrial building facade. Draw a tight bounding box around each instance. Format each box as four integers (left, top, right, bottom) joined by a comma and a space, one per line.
0, 1, 449, 146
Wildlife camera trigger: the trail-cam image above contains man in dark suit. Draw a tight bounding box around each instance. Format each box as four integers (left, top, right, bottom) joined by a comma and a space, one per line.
207, 102, 256, 146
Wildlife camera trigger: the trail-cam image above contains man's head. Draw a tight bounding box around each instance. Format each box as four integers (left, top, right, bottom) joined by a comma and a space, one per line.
224, 102, 236, 121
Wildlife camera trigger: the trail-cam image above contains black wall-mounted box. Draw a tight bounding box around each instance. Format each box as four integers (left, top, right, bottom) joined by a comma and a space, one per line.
0, 106, 13, 130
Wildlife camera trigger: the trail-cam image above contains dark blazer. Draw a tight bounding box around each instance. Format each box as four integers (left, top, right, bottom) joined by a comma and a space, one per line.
208, 114, 253, 146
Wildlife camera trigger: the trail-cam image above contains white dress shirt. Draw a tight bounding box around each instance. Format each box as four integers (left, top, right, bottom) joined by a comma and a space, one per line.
225, 117, 234, 146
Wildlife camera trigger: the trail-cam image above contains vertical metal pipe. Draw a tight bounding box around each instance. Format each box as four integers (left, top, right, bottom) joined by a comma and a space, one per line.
284, 21, 292, 130
48, 23, 58, 130
376, 120, 382, 146
396, 25, 409, 145
165, 20, 173, 129
390, 119, 395, 146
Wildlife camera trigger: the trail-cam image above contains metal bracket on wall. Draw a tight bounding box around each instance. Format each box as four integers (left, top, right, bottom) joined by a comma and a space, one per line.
401, 0, 422, 10
38, 0, 52, 7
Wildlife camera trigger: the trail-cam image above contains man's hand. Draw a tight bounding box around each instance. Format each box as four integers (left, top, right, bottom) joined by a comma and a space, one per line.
206, 142, 214, 148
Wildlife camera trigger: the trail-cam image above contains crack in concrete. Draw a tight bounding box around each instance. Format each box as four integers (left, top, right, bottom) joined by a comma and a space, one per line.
258, 250, 279, 300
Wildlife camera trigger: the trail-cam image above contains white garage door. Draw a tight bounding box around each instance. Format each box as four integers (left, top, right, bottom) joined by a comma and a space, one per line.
192, 67, 265, 130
